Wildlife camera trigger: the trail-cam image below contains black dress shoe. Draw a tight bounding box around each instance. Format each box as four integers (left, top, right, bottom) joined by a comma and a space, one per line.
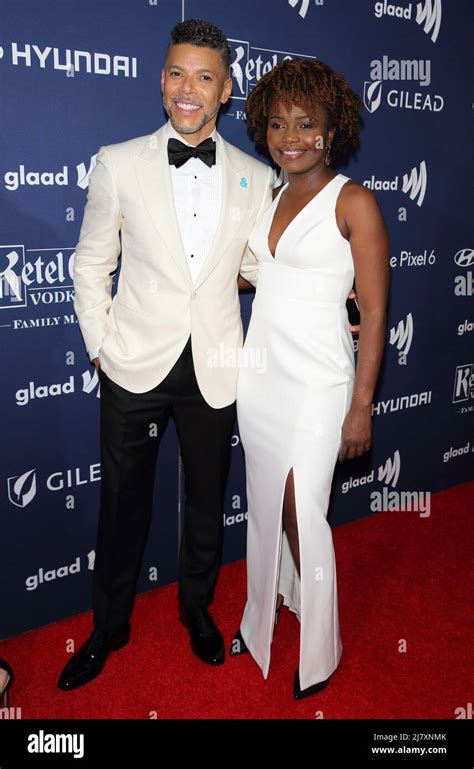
293, 668, 330, 700
57, 623, 130, 691
179, 606, 224, 665
229, 628, 249, 656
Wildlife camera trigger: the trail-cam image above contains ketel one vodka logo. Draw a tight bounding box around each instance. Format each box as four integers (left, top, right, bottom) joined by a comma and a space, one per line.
229, 38, 315, 101
452, 364, 474, 407
374, 0, 442, 43
0, 245, 75, 309
389, 313, 414, 364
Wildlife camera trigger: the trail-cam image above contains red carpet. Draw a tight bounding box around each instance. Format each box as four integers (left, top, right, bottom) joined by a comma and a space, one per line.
1, 481, 472, 719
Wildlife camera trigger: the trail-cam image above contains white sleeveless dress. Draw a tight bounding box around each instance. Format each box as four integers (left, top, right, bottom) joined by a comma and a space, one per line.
236, 173, 355, 690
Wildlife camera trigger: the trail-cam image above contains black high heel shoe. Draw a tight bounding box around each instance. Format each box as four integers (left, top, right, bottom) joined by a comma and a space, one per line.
0, 659, 13, 707
229, 628, 249, 656
293, 669, 330, 700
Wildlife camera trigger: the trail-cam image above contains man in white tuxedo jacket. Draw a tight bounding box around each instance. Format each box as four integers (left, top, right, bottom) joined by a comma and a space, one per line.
58, 19, 273, 691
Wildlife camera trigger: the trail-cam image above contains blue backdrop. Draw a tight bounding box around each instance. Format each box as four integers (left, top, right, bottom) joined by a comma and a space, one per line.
1, 0, 472, 639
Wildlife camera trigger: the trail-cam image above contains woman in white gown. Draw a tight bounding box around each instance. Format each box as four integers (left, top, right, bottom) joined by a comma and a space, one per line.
231, 59, 390, 699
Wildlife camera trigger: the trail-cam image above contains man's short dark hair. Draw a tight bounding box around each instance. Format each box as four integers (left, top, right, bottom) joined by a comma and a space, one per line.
167, 19, 231, 75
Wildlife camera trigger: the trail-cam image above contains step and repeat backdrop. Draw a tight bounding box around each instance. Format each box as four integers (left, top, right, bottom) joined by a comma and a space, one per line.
1, 0, 472, 638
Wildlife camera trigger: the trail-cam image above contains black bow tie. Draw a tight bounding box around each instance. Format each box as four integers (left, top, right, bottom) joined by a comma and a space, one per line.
167, 137, 216, 168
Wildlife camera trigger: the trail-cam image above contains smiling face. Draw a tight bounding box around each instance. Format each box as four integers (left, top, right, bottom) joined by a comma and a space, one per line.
266, 98, 336, 176
161, 43, 232, 145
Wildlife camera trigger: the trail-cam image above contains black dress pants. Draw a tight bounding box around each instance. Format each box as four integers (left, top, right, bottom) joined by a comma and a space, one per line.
92, 335, 236, 632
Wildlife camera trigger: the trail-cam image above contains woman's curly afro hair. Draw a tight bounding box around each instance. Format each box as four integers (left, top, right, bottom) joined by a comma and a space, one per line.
245, 58, 363, 166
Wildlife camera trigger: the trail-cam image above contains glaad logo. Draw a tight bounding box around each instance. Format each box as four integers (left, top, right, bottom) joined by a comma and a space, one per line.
378, 451, 401, 487
76, 154, 97, 190
364, 162, 427, 207
0, 246, 75, 310
458, 320, 473, 336
4, 165, 68, 191
341, 450, 401, 493
454, 249, 474, 297
389, 313, 413, 363
373, 0, 442, 43
452, 364, 474, 405
1, 41, 137, 77
229, 39, 315, 101
7, 464, 100, 507
364, 58, 443, 113
82, 369, 101, 397
26, 557, 81, 591
15, 376, 74, 406
443, 441, 471, 463
402, 162, 427, 206
288, 0, 323, 20
7, 469, 37, 508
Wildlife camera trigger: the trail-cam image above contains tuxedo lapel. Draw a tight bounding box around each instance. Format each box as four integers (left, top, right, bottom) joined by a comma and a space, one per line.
193, 133, 248, 290
134, 126, 194, 288
134, 126, 251, 291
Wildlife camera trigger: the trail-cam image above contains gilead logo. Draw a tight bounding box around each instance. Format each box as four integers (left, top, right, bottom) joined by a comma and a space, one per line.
27, 730, 84, 759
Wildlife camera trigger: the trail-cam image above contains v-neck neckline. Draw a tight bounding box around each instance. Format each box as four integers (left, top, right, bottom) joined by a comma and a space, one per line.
266, 174, 341, 259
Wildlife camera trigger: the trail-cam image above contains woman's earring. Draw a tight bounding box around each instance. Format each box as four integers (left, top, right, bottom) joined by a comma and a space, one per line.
324, 143, 332, 167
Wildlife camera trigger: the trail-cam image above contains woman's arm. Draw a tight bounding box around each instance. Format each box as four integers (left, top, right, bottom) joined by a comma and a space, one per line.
338, 184, 390, 460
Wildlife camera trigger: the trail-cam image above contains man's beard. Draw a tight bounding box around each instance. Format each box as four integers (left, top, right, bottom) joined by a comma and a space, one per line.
163, 98, 220, 135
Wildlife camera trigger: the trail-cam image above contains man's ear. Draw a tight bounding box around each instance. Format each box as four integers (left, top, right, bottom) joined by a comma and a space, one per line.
160, 68, 165, 92
220, 77, 233, 105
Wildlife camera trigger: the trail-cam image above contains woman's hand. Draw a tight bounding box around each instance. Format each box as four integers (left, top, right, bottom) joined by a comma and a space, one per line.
338, 403, 372, 461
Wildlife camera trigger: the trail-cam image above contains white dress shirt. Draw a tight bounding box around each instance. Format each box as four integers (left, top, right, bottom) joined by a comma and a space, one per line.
165, 120, 222, 284
87, 120, 222, 362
